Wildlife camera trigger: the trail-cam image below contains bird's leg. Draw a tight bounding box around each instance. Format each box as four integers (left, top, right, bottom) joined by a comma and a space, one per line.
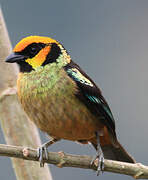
37, 138, 60, 167
91, 132, 104, 175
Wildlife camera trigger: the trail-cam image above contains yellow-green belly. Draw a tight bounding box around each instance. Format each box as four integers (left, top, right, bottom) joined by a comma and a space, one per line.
17, 66, 102, 141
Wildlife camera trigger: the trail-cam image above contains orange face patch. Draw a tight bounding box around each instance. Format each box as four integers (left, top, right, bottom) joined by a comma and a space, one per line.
13, 36, 58, 52
25, 46, 51, 69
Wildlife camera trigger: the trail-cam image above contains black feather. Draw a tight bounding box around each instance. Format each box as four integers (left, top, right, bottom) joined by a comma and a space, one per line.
64, 61, 116, 138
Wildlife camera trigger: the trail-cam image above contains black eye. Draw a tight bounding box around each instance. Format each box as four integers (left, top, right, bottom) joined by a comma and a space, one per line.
29, 45, 39, 55
21, 43, 45, 58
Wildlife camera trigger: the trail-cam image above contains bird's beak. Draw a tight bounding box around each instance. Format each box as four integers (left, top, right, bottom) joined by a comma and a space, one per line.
5, 52, 26, 63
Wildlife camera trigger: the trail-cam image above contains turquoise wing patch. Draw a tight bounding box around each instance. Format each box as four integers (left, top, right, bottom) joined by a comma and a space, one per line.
86, 94, 114, 121
65, 64, 116, 132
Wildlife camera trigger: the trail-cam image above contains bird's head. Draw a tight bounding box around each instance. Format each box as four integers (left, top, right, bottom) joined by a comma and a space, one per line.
5, 36, 71, 72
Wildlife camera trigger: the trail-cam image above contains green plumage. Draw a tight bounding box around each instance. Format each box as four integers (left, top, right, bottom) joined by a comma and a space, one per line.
5, 35, 135, 168
18, 62, 100, 141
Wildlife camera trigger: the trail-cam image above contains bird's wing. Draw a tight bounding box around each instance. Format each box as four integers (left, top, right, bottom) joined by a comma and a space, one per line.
64, 61, 116, 137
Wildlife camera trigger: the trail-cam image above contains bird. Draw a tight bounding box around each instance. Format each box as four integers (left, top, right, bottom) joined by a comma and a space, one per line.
5, 35, 135, 174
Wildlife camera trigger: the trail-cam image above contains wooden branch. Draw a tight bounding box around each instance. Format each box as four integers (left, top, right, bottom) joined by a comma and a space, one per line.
0, 144, 147, 179
1, 7, 147, 180
0, 8, 52, 180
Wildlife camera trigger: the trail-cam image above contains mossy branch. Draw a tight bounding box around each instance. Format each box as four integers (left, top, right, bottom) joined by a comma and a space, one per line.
0, 143, 147, 179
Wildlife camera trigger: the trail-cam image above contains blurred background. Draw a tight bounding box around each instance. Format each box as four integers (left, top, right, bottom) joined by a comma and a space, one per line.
1, 0, 148, 179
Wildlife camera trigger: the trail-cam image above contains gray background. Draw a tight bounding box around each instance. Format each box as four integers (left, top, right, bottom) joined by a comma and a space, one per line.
0, 0, 148, 179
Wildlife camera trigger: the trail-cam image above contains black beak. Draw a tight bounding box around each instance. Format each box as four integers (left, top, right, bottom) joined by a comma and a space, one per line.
5, 52, 26, 63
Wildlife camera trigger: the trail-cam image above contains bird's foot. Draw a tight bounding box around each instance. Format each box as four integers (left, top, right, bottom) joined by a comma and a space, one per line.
37, 143, 49, 167
37, 138, 60, 167
91, 152, 104, 176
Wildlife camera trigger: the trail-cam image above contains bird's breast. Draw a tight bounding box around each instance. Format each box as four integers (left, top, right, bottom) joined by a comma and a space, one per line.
17, 66, 103, 141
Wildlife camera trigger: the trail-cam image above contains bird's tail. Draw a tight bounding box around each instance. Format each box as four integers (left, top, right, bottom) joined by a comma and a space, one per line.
102, 140, 135, 163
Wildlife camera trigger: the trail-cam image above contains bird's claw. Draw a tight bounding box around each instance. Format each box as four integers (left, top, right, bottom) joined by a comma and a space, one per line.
97, 153, 104, 176
37, 138, 59, 167
91, 153, 104, 176
37, 145, 48, 167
